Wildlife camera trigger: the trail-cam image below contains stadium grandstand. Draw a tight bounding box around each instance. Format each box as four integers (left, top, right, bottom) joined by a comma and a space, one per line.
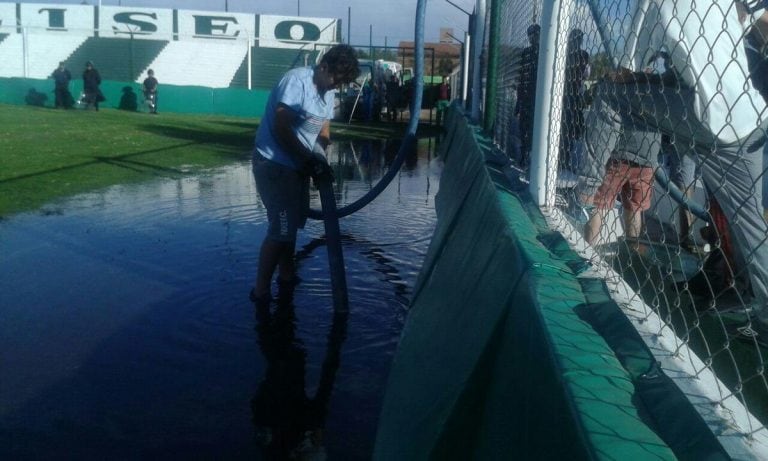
0, 2, 340, 115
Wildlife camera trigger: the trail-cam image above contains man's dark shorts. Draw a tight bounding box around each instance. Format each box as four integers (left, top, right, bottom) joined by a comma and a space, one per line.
252, 156, 308, 242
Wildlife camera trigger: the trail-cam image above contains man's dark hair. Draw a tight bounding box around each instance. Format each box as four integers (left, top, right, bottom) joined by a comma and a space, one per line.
320, 44, 360, 84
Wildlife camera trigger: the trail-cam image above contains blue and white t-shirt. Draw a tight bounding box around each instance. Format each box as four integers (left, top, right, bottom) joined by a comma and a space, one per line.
254, 67, 335, 170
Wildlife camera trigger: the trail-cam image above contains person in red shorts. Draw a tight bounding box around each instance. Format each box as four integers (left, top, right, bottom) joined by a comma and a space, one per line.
584, 123, 660, 248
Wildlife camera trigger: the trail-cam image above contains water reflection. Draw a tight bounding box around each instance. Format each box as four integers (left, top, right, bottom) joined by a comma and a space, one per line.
252, 289, 348, 459
329, 138, 423, 187
294, 234, 414, 307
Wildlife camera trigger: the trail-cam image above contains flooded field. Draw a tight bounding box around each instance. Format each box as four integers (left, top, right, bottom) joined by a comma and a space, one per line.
0, 138, 441, 459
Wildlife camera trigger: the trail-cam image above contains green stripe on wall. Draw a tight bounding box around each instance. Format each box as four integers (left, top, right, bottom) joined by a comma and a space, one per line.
0, 77, 270, 118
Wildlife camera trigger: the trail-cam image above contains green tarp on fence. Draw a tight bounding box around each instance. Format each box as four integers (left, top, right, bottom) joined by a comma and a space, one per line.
373, 107, 728, 460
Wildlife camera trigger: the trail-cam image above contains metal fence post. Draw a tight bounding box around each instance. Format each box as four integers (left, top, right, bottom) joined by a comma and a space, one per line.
483, 0, 502, 133
529, 0, 569, 208
470, 0, 486, 122
462, 32, 471, 108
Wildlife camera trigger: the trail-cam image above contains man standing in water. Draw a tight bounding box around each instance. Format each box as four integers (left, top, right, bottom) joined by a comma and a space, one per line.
250, 44, 359, 305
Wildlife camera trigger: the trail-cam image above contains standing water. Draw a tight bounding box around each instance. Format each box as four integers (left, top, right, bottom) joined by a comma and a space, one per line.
0, 137, 441, 459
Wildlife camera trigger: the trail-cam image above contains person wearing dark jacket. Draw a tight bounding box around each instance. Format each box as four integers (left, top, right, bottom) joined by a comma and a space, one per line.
82, 61, 104, 111
142, 69, 158, 114
515, 24, 541, 168
52, 61, 73, 109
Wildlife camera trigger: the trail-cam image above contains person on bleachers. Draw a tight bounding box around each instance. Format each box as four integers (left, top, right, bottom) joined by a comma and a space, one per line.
142, 69, 158, 114
82, 61, 104, 111
52, 62, 73, 109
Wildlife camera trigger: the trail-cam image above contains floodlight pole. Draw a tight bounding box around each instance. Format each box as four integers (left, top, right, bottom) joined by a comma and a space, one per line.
445, 0, 472, 16
445, 0, 473, 110
247, 37, 252, 90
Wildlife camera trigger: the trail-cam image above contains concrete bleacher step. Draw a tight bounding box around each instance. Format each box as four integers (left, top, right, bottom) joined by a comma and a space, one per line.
0, 33, 86, 79
0, 32, 321, 89
66, 37, 168, 82
145, 41, 248, 88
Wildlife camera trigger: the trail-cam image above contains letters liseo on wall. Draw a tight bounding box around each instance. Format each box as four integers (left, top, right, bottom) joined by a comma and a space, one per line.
0, 3, 339, 48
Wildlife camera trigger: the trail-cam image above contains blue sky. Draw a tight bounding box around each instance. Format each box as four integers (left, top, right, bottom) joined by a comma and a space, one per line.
0, 0, 474, 45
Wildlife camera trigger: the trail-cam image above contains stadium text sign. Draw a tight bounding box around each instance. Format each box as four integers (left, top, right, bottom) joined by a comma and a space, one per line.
0, 3, 338, 48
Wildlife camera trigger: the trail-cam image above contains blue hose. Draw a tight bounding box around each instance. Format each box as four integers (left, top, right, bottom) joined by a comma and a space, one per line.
653, 167, 711, 223
308, 0, 427, 312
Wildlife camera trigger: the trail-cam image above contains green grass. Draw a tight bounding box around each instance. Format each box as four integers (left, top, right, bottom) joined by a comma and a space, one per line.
0, 104, 435, 218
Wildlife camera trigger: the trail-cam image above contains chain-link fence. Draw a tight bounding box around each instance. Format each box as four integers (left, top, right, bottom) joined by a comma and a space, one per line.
489, 0, 768, 448
495, 0, 541, 166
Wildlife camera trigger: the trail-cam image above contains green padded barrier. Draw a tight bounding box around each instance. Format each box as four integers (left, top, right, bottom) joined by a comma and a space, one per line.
373, 106, 689, 460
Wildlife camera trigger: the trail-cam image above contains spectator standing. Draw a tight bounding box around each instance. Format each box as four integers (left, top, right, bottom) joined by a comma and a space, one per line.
649, 53, 699, 252
52, 61, 73, 109
142, 69, 159, 114
82, 61, 104, 111
385, 74, 401, 122
362, 79, 374, 121
515, 24, 541, 168
249, 45, 359, 305
662, 132, 699, 251
436, 76, 451, 125
560, 29, 590, 172
583, 85, 661, 248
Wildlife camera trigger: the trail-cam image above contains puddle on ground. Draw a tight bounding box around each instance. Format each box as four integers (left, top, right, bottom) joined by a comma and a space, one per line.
0, 137, 442, 459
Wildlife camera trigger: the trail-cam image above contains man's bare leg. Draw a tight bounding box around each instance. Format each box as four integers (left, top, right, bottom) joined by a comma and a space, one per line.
584, 209, 607, 246
253, 237, 285, 300
623, 207, 645, 252
624, 207, 643, 241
